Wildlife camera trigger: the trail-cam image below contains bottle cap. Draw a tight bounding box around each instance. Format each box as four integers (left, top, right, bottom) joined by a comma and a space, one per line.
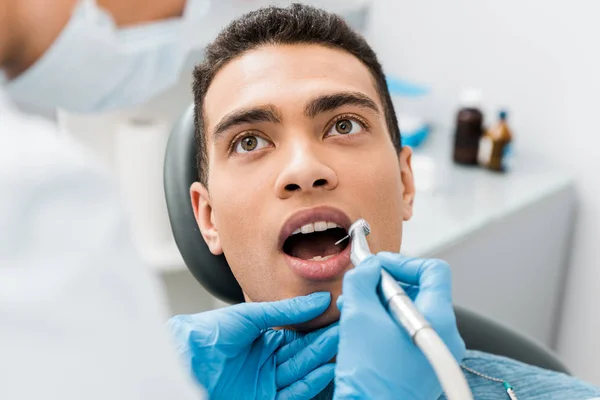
499, 110, 508, 120
459, 89, 482, 108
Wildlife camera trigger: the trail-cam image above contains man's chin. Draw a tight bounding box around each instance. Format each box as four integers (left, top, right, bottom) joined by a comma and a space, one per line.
289, 302, 341, 332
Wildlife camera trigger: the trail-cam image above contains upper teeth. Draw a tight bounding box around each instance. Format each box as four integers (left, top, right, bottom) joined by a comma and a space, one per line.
292, 221, 341, 235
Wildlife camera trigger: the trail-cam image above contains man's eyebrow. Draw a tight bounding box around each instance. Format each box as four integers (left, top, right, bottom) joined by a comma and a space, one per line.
304, 92, 380, 118
213, 105, 282, 140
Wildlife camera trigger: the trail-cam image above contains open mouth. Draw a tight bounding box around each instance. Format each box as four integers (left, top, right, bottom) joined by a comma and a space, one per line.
282, 221, 349, 261
279, 207, 353, 280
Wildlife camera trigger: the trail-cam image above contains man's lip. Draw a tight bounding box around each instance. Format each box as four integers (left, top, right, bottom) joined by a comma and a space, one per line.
284, 243, 352, 281
278, 206, 352, 250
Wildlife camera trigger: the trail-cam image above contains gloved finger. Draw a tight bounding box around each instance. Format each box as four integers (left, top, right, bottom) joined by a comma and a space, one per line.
276, 324, 339, 389
376, 253, 452, 303
230, 292, 331, 338
336, 295, 344, 311
276, 363, 335, 400
341, 256, 382, 310
377, 253, 456, 336
400, 282, 420, 301
276, 323, 339, 365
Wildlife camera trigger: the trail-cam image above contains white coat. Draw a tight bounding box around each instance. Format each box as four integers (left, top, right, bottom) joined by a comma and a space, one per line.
0, 91, 205, 399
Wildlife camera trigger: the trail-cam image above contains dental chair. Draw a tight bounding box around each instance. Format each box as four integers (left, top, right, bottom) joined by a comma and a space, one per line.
164, 105, 570, 375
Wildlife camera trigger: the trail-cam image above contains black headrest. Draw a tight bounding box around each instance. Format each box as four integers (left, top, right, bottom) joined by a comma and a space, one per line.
163, 104, 244, 304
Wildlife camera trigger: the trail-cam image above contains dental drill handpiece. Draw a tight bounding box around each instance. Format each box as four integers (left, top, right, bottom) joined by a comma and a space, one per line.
347, 219, 474, 400
348, 219, 431, 340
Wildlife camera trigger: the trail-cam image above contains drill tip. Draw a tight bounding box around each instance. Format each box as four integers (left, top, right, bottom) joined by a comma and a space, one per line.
335, 235, 349, 246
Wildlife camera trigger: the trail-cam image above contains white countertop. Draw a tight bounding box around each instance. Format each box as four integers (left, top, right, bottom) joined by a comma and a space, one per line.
149, 131, 574, 272
404, 132, 574, 256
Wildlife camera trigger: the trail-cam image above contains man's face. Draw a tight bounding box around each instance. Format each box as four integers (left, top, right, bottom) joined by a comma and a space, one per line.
191, 44, 415, 330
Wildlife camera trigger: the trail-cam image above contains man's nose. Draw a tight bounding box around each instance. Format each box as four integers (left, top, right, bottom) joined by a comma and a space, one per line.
275, 143, 338, 199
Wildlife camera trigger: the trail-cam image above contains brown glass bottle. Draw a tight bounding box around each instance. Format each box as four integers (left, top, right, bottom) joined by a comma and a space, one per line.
478, 110, 513, 172
453, 91, 484, 165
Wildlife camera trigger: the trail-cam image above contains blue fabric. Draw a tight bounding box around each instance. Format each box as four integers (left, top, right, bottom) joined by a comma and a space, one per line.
451, 350, 600, 400
313, 350, 600, 399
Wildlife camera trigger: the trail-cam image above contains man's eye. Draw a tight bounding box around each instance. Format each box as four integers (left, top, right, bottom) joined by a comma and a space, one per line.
234, 135, 270, 153
327, 118, 364, 136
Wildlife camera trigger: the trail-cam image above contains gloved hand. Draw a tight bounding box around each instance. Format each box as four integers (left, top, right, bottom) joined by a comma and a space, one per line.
168, 292, 338, 400
334, 253, 466, 400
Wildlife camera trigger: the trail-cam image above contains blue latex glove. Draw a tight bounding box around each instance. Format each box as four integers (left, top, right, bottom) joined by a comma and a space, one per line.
168, 292, 338, 400
334, 253, 466, 400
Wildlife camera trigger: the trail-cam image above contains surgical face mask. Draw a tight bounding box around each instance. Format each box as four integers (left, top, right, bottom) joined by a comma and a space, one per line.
3, 0, 210, 113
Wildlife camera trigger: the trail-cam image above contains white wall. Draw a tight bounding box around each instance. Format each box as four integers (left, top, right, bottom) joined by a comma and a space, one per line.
364, 0, 600, 384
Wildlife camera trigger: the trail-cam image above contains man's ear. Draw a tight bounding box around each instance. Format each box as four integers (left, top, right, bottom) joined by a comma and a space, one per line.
190, 182, 223, 255
398, 146, 415, 221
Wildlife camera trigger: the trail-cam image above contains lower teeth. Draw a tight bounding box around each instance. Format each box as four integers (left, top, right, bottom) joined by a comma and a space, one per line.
310, 255, 334, 261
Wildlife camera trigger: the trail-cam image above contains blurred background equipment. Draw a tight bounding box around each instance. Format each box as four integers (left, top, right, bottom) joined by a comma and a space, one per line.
453, 89, 484, 165
386, 76, 432, 148
478, 110, 513, 172
366, 0, 600, 385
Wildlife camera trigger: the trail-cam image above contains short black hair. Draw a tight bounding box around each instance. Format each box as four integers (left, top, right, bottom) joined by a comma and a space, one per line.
193, 3, 401, 185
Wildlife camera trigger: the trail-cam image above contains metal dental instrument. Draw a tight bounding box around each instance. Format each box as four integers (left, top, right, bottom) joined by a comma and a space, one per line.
346, 219, 474, 400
